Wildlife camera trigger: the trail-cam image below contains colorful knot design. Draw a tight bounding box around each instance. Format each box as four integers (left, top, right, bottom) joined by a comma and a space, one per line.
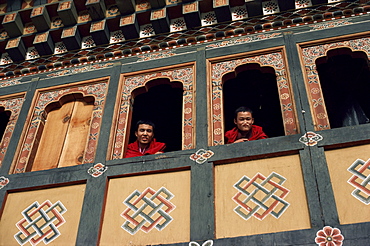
0, 176, 9, 189
232, 172, 290, 221
121, 187, 176, 235
14, 200, 67, 246
189, 149, 214, 164
299, 131, 323, 146
87, 163, 108, 177
347, 158, 370, 205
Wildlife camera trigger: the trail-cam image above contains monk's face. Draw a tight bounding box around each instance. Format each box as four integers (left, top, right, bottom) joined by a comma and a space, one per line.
135, 124, 154, 146
234, 111, 254, 132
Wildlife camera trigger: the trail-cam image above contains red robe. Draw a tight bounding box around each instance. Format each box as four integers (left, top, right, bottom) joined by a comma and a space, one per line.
124, 139, 166, 158
224, 125, 268, 144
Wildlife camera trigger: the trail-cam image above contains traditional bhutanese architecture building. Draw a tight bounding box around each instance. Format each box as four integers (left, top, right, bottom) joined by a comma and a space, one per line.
0, 0, 370, 245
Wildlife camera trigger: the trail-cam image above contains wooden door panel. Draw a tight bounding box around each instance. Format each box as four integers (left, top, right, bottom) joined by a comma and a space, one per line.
58, 100, 93, 167
31, 101, 74, 171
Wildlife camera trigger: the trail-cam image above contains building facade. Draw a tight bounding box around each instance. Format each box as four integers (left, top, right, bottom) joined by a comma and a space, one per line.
0, 0, 370, 245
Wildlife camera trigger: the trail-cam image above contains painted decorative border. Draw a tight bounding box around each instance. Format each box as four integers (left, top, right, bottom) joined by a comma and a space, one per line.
46, 63, 114, 78
13, 80, 108, 173
0, 95, 25, 167
206, 33, 282, 49
210, 51, 298, 145
0, 78, 22, 87
300, 37, 370, 131
111, 66, 195, 159
309, 19, 353, 31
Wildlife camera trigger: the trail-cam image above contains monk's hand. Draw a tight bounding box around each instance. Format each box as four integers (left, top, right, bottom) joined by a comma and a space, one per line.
155, 151, 164, 154
234, 138, 249, 143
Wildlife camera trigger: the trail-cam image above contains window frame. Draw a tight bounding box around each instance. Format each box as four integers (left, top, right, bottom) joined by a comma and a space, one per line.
0, 94, 25, 168
109, 64, 196, 160
208, 48, 299, 146
300, 36, 370, 131
11, 79, 108, 173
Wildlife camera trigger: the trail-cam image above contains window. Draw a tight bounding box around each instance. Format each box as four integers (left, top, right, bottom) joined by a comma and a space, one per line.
129, 79, 183, 152
29, 94, 94, 171
316, 48, 370, 128
222, 64, 285, 138
0, 107, 11, 142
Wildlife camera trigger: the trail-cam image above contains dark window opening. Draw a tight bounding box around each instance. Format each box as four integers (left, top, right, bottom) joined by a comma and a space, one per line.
130, 79, 183, 152
223, 64, 285, 138
0, 107, 11, 142
316, 48, 370, 128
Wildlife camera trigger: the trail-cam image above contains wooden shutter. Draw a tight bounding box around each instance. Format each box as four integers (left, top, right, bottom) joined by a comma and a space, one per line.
31, 99, 93, 171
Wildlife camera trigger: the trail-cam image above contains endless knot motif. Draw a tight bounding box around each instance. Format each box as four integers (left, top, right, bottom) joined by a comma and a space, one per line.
14, 200, 67, 246
347, 159, 370, 205
87, 163, 107, 177
299, 131, 323, 146
232, 172, 290, 220
121, 187, 176, 235
0, 176, 9, 189
189, 149, 214, 164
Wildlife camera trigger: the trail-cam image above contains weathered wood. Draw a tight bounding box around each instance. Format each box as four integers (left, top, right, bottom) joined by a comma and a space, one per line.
31, 101, 74, 171
58, 100, 93, 167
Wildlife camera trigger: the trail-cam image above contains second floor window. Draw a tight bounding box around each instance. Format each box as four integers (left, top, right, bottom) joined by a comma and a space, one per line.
30, 94, 94, 171
223, 64, 285, 139
129, 79, 183, 153
316, 48, 370, 128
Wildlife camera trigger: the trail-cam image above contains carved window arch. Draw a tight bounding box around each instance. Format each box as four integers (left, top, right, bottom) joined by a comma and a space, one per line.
0, 95, 24, 168
110, 65, 195, 160
301, 37, 370, 131
12, 80, 108, 173
210, 51, 299, 146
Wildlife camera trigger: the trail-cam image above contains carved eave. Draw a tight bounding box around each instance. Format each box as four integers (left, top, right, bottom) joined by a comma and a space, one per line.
57, 1, 78, 27
61, 26, 81, 51
183, 2, 201, 29
214, 0, 232, 23
85, 0, 106, 21
151, 8, 170, 34
245, 1, 263, 17
149, 0, 167, 9
5, 37, 26, 62
115, 0, 135, 16
31, 6, 51, 32
2, 12, 23, 38
119, 14, 139, 40
33, 32, 54, 56
90, 19, 109, 45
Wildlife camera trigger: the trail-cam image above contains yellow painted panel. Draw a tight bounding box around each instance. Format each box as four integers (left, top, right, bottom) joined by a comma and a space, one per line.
215, 154, 311, 238
100, 170, 190, 245
325, 144, 370, 225
0, 184, 86, 245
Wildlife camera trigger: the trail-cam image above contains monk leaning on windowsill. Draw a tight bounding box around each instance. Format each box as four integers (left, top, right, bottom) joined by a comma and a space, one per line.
224, 106, 268, 144
124, 120, 166, 158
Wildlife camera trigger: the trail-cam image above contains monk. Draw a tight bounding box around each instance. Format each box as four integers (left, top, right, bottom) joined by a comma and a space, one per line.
225, 106, 268, 144
124, 120, 166, 158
